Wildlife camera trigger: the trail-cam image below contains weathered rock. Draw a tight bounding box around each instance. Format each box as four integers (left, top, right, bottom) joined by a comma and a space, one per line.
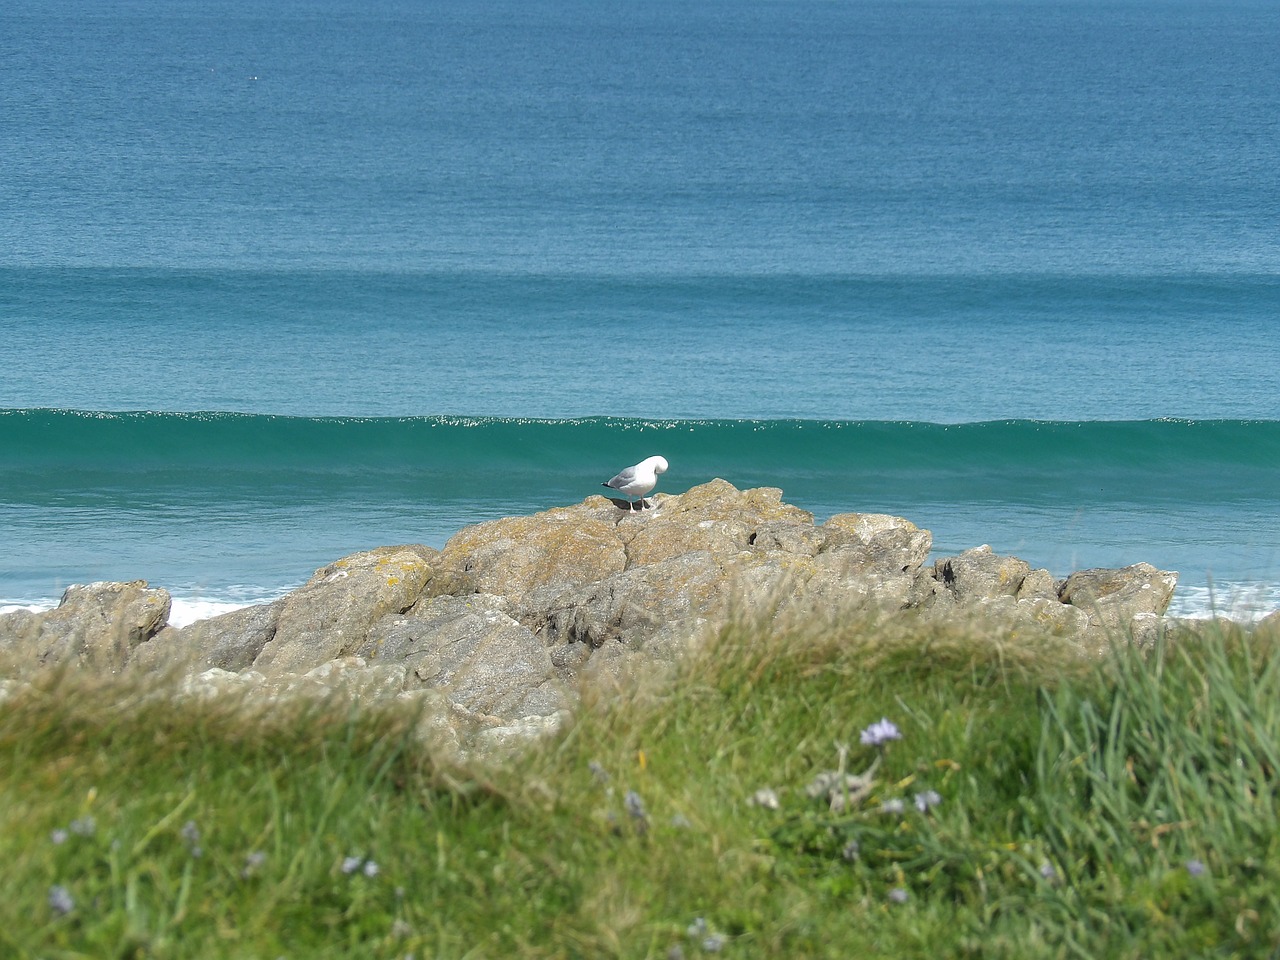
469, 711, 572, 760
934, 545, 1032, 603
0, 581, 170, 672
751, 520, 827, 557
625, 480, 813, 566
1016, 568, 1062, 602
822, 514, 932, 572
361, 595, 567, 717
1059, 563, 1179, 634
133, 601, 282, 674
1128, 612, 1167, 648
0, 608, 39, 655
275, 657, 409, 701
795, 547, 919, 614
252, 546, 435, 675
926, 594, 1090, 639
176, 666, 267, 700
542, 551, 725, 648
715, 515, 927, 619
429, 508, 626, 604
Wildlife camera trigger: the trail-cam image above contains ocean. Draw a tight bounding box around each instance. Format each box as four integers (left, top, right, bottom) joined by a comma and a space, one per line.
2, 0, 1278, 625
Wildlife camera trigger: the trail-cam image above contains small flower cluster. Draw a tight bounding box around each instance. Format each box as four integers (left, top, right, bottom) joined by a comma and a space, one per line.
48, 885, 74, 916
624, 789, 650, 836
683, 917, 727, 953
47, 814, 100, 917
51, 815, 97, 846
342, 855, 380, 878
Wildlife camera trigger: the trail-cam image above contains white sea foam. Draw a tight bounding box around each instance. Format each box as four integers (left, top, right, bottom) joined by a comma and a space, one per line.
167, 598, 262, 628
1, 596, 274, 628
1166, 582, 1280, 624
0, 602, 57, 617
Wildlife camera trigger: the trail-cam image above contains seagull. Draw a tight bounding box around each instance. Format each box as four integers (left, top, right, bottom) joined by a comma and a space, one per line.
602, 455, 668, 511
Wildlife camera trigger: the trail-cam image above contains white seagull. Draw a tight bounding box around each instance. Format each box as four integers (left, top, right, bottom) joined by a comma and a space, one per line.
602, 455, 668, 511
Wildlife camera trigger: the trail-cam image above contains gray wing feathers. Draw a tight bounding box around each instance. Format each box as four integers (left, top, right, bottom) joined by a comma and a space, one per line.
606, 466, 638, 488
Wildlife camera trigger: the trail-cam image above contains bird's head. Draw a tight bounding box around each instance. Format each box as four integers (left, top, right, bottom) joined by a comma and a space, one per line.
650, 456, 669, 475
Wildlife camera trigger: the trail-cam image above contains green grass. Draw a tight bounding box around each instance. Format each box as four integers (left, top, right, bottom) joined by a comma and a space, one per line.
3, 613, 1279, 958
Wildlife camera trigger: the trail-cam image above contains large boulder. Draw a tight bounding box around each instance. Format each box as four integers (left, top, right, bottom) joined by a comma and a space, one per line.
822, 513, 932, 573
132, 600, 282, 674
1059, 563, 1179, 634
926, 594, 1091, 639
541, 551, 727, 649
428, 508, 626, 604
782, 514, 935, 614
933, 545, 1032, 603
252, 546, 436, 675
0, 581, 170, 672
359, 594, 566, 717
624, 480, 814, 566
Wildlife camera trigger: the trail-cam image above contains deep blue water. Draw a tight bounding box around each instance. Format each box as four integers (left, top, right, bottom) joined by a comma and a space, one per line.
2, 0, 1278, 621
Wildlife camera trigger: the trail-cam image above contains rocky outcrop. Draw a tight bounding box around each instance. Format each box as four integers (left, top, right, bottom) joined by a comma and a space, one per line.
0, 580, 170, 671
1, 480, 1193, 749
1058, 563, 1179, 635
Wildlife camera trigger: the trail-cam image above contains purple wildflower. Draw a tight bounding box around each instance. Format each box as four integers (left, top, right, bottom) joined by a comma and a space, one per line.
859, 718, 902, 747
48, 885, 74, 915
624, 790, 647, 821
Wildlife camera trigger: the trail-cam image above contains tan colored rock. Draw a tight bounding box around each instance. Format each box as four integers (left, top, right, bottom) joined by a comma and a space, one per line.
934, 545, 1032, 602
800, 548, 920, 613
1016, 568, 1061, 602
430, 507, 626, 604
626, 480, 813, 567
1059, 563, 1179, 634
0, 581, 170, 672
252, 546, 435, 675
822, 513, 932, 572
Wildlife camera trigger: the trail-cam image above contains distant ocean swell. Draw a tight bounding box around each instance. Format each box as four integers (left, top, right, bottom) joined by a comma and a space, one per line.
3, 409, 1277, 508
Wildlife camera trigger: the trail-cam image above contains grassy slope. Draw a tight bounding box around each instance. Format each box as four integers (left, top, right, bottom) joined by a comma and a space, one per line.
2, 614, 1278, 959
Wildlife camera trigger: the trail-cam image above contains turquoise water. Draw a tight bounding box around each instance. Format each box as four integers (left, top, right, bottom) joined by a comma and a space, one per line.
2, 0, 1278, 620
